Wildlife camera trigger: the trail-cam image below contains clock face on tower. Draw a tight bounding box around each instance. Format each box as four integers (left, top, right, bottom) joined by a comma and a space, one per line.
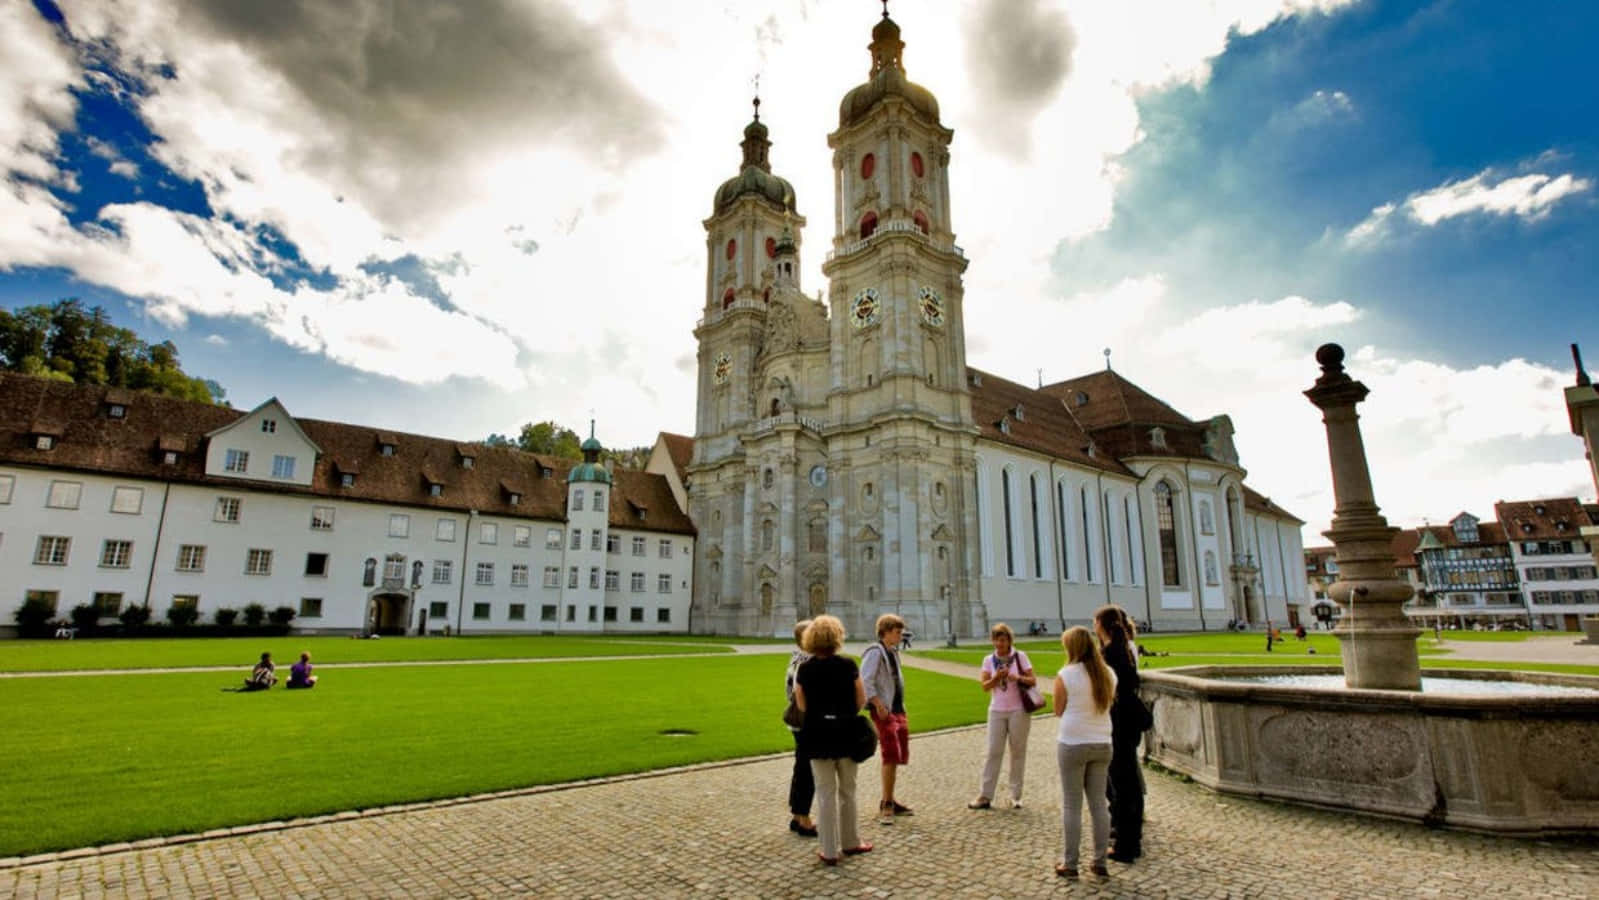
850, 288, 881, 329
713, 353, 731, 384
918, 286, 945, 327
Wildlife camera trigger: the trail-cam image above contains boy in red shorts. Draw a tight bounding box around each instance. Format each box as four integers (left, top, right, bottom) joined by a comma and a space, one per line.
862, 614, 911, 825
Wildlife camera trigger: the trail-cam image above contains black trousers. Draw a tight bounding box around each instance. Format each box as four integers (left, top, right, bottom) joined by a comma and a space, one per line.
788, 732, 814, 815
1107, 733, 1144, 852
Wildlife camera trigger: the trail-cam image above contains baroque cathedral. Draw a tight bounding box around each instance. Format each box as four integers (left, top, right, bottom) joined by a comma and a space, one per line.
676, 11, 1308, 639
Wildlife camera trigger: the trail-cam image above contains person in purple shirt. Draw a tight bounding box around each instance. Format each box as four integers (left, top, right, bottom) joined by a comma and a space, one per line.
286, 651, 318, 689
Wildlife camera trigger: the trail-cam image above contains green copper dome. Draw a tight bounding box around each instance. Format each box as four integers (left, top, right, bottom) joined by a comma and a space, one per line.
566, 461, 612, 485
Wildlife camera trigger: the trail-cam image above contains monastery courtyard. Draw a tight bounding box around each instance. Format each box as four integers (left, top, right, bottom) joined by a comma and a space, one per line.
5, 640, 1596, 899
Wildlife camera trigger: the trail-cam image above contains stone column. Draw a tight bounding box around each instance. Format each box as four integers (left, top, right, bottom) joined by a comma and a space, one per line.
1304, 344, 1422, 690
1562, 343, 1599, 641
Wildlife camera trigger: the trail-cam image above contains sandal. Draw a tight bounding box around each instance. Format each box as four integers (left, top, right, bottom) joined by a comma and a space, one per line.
817, 853, 839, 866
843, 842, 874, 855
967, 797, 992, 810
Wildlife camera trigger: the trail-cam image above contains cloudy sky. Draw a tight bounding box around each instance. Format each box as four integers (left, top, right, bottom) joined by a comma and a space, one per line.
3, 0, 1595, 541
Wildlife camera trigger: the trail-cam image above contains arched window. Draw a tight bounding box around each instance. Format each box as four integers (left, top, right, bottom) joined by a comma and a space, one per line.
1029, 474, 1043, 578
1104, 490, 1119, 584
1080, 486, 1095, 582
363, 557, 377, 587
859, 211, 878, 240
761, 519, 775, 552
1156, 481, 1182, 587
1124, 495, 1141, 585
913, 210, 930, 234
1057, 481, 1072, 581
411, 560, 423, 588
974, 463, 989, 576
1001, 468, 1017, 577
1204, 550, 1219, 585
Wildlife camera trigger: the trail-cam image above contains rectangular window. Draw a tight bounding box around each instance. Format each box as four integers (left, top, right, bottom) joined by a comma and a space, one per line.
245, 549, 273, 576
607, 534, 620, 553
93, 592, 122, 616
310, 505, 335, 530
632, 536, 646, 556
436, 518, 457, 541
511, 564, 529, 587
430, 601, 448, 618
509, 603, 526, 621
546, 528, 563, 550
591, 529, 602, 551
0, 473, 13, 503
589, 566, 601, 589
432, 560, 453, 584
630, 572, 645, 593
34, 535, 71, 565
565, 605, 576, 622
588, 606, 598, 622
630, 607, 644, 623
543, 566, 560, 588
389, 514, 410, 538
568, 566, 579, 588
272, 455, 296, 479
657, 608, 671, 624
476, 562, 495, 585
605, 570, 620, 591
109, 485, 144, 514
541, 604, 558, 622
299, 597, 323, 618
177, 544, 206, 572
24, 589, 60, 616
658, 574, 672, 594
592, 490, 605, 511
603, 606, 618, 622
46, 480, 82, 509
574, 489, 584, 509
658, 539, 672, 559
473, 602, 491, 620
513, 525, 532, 548
215, 496, 241, 522
305, 552, 329, 577
100, 539, 133, 568
480, 522, 498, 545
224, 448, 249, 473
570, 529, 582, 550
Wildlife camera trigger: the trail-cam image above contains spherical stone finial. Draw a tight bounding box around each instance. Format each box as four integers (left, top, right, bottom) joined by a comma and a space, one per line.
1315, 343, 1345, 373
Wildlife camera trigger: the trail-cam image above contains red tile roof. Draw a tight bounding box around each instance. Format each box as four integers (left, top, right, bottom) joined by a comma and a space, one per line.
658, 432, 695, 482
1493, 497, 1591, 541
0, 373, 694, 535
967, 367, 1128, 474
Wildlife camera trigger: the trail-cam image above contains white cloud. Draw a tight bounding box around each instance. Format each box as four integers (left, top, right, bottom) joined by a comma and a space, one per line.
0, 2, 78, 185
1347, 167, 1593, 246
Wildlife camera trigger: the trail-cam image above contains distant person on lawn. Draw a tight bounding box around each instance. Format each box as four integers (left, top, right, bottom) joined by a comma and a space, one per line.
286, 652, 318, 689
243, 652, 276, 691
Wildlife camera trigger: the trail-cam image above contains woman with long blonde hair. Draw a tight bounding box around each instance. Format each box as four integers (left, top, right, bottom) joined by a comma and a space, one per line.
1051, 626, 1117, 880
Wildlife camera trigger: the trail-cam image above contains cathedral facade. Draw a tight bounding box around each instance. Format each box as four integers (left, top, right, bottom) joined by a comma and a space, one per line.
682, 12, 1307, 639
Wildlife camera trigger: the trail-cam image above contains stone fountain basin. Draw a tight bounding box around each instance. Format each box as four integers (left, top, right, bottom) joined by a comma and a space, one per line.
1140, 665, 1599, 835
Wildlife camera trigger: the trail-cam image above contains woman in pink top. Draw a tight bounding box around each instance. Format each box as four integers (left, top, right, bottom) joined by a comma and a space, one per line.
1052, 626, 1117, 880
969, 623, 1038, 810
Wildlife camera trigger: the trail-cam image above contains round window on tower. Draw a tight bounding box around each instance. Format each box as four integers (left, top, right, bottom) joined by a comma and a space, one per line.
765, 236, 777, 259
911, 151, 925, 178
860, 153, 876, 179
725, 238, 737, 261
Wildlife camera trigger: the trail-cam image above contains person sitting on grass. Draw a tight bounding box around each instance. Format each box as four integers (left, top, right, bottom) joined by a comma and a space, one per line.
243, 652, 276, 691
286, 651, 317, 689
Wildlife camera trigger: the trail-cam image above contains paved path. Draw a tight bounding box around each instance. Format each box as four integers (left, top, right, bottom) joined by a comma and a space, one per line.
1430, 635, 1599, 666
5, 719, 1593, 898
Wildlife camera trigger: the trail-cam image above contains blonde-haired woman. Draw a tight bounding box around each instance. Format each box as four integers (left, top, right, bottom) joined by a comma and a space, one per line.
1052, 626, 1117, 880
794, 615, 873, 865
969, 622, 1037, 810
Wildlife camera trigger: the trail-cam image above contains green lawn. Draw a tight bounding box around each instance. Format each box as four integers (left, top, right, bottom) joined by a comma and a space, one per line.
0, 634, 735, 673
2, 655, 983, 857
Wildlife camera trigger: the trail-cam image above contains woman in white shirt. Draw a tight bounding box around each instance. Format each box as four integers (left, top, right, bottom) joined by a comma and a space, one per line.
1052, 626, 1117, 880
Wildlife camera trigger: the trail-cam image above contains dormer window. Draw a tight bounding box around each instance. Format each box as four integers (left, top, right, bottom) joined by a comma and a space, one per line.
1556, 521, 1568, 532
35, 435, 55, 450
508, 492, 521, 506
261, 419, 277, 433
1522, 522, 1534, 533
1150, 426, 1168, 449
107, 404, 126, 419
997, 418, 1010, 434
381, 443, 396, 457
163, 451, 179, 465
1012, 404, 1025, 421
341, 473, 356, 488
540, 466, 553, 479
462, 456, 474, 469
969, 372, 983, 388
1534, 504, 1547, 515
1074, 391, 1089, 407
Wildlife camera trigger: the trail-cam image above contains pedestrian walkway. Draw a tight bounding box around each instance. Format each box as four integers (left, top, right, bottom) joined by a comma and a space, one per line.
4, 719, 1592, 898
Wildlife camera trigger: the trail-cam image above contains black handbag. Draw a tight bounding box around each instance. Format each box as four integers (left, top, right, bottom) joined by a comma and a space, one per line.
783, 699, 805, 729
848, 715, 878, 763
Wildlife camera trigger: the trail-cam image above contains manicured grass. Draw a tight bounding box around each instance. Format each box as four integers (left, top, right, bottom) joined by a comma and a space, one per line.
0, 634, 735, 673
2, 655, 984, 857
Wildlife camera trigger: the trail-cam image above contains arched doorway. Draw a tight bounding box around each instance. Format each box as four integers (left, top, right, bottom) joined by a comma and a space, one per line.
368, 592, 412, 635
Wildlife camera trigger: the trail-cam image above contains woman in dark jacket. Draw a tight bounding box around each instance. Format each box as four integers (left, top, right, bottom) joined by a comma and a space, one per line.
1094, 605, 1144, 863
794, 615, 873, 865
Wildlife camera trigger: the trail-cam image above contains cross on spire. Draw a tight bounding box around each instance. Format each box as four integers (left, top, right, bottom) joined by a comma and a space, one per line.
881, 0, 890, 19
752, 73, 761, 121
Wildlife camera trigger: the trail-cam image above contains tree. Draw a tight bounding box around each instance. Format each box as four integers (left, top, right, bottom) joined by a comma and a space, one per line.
0, 298, 224, 404
516, 421, 583, 460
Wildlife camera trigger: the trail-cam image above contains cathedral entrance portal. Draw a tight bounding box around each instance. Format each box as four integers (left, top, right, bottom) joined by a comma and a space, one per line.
368, 592, 411, 636
808, 583, 827, 618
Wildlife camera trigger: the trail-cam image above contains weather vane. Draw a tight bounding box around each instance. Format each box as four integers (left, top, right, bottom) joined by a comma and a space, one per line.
1103, 348, 1112, 371
881, 0, 890, 19
752, 73, 761, 120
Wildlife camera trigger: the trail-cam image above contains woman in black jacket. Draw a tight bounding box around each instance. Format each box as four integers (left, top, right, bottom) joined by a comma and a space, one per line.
1094, 605, 1144, 863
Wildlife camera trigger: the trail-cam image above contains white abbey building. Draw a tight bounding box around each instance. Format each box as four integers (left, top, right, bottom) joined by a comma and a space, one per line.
0, 375, 695, 635
678, 11, 1308, 639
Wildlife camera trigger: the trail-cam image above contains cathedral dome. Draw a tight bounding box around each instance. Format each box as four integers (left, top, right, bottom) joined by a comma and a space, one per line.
714, 166, 797, 216
839, 66, 940, 129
